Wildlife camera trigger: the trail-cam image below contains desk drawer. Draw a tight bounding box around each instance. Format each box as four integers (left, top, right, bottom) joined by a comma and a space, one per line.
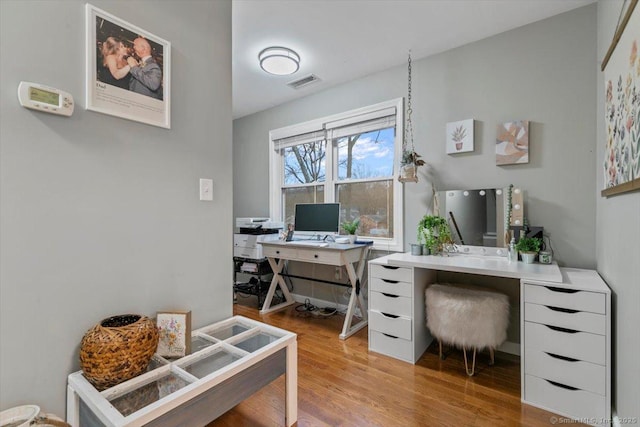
295, 249, 342, 265
525, 303, 605, 335
525, 322, 605, 365
369, 277, 412, 298
524, 284, 605, 314
369, 330, 413, 362
369, 310, 412, 340
370, 291, 412, 317
524, 374, 606, 424
262, 246, 297, 259
525, 348, 606, 395
370, 264, 412, 282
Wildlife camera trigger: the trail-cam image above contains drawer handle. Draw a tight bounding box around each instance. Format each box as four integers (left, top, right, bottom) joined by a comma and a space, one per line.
276, 250, 280, 254
545, 324, 579, 334
382, 279, 399, 284
382, 333, 399, 339
544, 286, 579, 294
545, 305, 579, 314
381, 312, 399, 319
382, 266, 400, 270
545, 352, 579, 362
382, 293, 399, 298
314, 254, 319, 258
545, 379, 579, 391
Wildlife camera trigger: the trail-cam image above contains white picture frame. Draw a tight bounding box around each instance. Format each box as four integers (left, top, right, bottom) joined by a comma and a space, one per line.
446, 119, 474, 154
86, 4, 171, 129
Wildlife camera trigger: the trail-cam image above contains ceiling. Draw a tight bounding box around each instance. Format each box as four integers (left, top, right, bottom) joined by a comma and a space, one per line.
232, 0, 595, 119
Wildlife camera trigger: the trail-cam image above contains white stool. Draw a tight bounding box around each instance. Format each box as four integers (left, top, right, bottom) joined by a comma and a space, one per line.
426, 283, 509, 376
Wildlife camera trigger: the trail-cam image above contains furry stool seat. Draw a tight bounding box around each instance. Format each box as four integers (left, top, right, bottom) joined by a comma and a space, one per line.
426, 283, 509, 376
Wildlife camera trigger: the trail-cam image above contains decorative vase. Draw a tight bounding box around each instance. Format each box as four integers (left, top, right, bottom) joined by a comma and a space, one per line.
520, 252, 537, 264
410, 244, 423, 255
349, 234, 357, 244
80, 314, 159, 390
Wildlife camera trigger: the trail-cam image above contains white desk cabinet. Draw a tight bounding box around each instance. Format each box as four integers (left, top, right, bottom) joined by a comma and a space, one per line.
368, 261, 436, 363
522, 268, 611, 426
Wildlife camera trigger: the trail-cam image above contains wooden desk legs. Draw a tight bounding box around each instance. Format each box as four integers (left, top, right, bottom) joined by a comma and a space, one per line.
339, 260, 368, 340
260, 258, 296, 314
286, 340, 298, 427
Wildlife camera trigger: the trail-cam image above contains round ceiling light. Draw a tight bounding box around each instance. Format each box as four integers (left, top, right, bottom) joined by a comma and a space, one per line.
259, 46, 300, 75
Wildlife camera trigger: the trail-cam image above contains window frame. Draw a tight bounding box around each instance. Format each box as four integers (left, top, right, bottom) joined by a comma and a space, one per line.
269, 98, 404, 251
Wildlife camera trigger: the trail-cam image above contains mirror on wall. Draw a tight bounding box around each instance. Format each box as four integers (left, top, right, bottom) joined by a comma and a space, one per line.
436, 187, 519, 248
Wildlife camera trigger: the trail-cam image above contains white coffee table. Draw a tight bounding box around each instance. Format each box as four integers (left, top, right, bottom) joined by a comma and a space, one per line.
67, 316, 297, 427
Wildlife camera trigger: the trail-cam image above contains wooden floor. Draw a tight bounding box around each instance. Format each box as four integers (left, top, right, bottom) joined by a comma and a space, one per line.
208, 299, 585, 427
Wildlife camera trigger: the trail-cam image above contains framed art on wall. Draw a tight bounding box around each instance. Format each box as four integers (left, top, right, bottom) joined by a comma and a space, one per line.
496, 120, 529, 165
86, 4, 171, 128
446, 119, 474, 154
156, 311, 191, 358
601, 0, 639, 197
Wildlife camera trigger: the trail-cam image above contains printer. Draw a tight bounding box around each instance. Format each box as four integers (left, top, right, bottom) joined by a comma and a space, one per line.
234, 218, 284, 259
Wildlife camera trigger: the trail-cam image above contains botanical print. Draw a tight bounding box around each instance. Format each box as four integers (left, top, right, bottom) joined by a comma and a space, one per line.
603, 7, 639, 188
496, 120, 529, 165
157, 313, 187, 358
446, 119, 474, 154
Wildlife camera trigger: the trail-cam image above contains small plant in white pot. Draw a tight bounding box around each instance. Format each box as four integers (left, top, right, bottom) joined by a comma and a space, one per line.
341, 218, 360, 244
515, 236, 542, 264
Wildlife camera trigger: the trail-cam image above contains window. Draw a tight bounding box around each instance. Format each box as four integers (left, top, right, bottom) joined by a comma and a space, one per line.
269, 99, 404, 251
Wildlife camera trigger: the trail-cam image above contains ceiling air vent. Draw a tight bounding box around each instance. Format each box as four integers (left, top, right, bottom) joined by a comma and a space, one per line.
287, 74, 321, 89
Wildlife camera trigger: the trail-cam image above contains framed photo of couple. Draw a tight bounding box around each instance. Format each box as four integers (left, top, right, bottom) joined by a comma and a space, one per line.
85, 4, 171, 129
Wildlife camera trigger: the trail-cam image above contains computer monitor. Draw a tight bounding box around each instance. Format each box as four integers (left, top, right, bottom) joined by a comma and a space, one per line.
293, 203, 340, 237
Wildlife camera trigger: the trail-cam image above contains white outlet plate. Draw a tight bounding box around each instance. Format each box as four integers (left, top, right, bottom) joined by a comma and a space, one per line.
199, 178, 213, 201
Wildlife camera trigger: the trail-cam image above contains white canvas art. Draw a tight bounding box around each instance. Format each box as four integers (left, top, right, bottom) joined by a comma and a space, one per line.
446, 119, 474, 154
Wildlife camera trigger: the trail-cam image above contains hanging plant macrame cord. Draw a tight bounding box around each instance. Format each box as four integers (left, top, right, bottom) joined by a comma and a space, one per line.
399, 51, 425, 183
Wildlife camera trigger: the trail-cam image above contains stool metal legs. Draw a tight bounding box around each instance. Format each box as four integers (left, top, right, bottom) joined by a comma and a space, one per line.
439, 340, 495, 376
462, 348, 477, 376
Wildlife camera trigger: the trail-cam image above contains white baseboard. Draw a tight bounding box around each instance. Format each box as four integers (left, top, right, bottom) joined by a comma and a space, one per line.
498, 341, 520, 356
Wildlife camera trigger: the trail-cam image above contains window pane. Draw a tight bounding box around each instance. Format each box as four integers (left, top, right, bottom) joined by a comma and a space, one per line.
336, 127, 394, 180
283, 186, 324, 225
337, 180, 393, 238
283, 141, 326, 185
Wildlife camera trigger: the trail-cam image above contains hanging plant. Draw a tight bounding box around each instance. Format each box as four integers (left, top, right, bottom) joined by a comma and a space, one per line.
399, 51, 425, 183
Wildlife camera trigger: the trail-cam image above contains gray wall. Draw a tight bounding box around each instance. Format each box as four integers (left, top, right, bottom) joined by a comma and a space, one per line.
596, 0, 640, 420
0, 0, 232, 415
234, 6, 598, 305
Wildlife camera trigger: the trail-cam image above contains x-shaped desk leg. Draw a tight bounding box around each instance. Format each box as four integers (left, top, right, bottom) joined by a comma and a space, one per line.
260, 257, 296, 314
339, 247, 369, 339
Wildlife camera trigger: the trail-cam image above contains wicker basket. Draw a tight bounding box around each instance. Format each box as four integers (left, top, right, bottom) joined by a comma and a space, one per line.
80, 314, 159, 391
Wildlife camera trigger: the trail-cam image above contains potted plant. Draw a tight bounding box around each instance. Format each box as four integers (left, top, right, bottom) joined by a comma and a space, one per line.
341, 218, 360, 243
417, 215, 453, 255
399, 150, 425, 183
515, 236, 542, 264
452, 124, 467, 151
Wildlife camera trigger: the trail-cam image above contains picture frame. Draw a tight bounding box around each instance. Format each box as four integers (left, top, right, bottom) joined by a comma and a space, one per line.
446, 119, 474, 154
496, 120, 529, 165
156, 311, 191, 358
601, 0, 639, 197
86, 4, 171, 129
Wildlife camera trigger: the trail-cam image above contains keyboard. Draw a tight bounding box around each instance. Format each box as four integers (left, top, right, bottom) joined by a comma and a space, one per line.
287, 241, 329, 247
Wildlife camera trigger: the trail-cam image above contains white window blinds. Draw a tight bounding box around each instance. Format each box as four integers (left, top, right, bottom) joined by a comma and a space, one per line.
326, 106, 396, 139
272, 129, 326, 150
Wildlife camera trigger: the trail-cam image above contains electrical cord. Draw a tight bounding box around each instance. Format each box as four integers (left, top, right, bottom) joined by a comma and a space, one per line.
294, 298, 337, 317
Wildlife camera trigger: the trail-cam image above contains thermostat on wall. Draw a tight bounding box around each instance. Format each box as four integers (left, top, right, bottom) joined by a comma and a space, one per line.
17, 81, 74, 116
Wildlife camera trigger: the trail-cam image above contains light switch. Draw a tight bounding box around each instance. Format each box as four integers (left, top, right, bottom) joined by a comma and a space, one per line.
199, 178, 213, 201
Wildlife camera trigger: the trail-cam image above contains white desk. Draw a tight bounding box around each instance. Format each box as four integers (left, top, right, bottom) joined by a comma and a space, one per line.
368, 253, 611, 426
260, 240, 370, 340
67, 316, 297, 427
